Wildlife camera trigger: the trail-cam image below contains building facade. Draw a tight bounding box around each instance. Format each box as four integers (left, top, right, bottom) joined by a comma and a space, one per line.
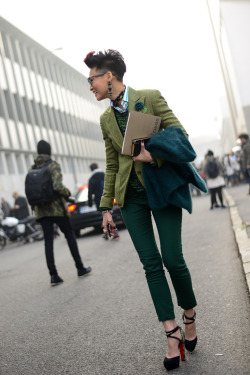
206, 0, 249, 152
0, 16, 108, 203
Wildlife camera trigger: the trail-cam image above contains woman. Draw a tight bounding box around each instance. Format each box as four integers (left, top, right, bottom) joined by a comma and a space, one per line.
84, 50, 197, 371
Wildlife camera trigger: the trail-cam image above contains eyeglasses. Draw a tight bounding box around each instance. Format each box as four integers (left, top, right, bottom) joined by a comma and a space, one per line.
87, 72, 106, 86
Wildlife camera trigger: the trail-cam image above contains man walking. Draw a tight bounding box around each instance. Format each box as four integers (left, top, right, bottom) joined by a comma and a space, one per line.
88, 163, 119, 240
12, 192, 29, 220
29, 140, 91, 286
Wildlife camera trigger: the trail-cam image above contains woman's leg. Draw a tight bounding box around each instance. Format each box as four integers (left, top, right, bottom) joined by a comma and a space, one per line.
216, 186, 225, 206
121, 197, 175, 321
152, 205, 197, 310
152, 205, 197, 343
210, 188, 217, 208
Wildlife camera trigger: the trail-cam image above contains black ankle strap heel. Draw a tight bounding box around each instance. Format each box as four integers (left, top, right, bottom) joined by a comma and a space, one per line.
182, 310, 197, 352
163, 326, 185, 371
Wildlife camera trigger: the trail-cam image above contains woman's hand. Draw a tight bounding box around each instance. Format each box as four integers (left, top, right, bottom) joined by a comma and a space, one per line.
102, 212, 116, 235
132, 141, 153, 163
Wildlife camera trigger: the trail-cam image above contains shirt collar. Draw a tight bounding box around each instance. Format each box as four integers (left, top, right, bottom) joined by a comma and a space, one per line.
110, 85, 129, 113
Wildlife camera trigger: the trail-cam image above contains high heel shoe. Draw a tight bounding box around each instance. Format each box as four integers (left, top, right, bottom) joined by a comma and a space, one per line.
163, 326, 185, 371
182, 310, 197, 352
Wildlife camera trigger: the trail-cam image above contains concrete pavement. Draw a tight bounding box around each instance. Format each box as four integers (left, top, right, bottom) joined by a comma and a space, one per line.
0, 191, 250, 374
224, 183, 250, 293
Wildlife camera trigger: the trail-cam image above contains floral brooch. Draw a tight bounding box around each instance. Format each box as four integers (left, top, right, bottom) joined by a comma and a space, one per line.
134, 101, 147, 113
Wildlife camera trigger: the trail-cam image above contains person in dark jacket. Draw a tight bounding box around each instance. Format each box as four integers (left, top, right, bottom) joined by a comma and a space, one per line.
31, 140, 91, 286
88, 162, 120, 240
238, 133, 250, 194
12, 192, 29, 220
88, 163, 105, 210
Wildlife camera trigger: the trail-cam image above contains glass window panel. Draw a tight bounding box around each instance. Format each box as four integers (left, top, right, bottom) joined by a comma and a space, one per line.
17, 121, 28, 149
61, 87, 69, 113
38, 103, 47, 127
16, 154, 25, 174
44, 78, 53, 107
31, 100, 40, 125
41, 127, 48, 140
50, 81, 59, 109
0, 55, 8, 90
13, 62, 25, 96
1, 32, 11, 59
4, 58, 16, 93
66, 89, 74, 115
34, 124, 42, 143
4, 90, 15, 120
8, 120, 19, 148
14, 94, 24, 122
48, 129, 57, 154
6, 154, 15, 173
60, 133, 68, 154
25, 154, 33, 170
26, 124, 36, 151
70, 135, 78, 155
56, 83, 64, 111
21, 66, 33, 99
62, 157, 68, 173
37, 74, 47, 105
55, 130, 63, 153
22, 97, 32, 124
0, 118, 10, 148
30, 71, 40, 102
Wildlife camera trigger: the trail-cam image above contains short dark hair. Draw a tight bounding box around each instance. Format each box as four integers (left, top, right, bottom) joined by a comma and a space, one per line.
89, 163, 98, 171
238, 133, 249, 140
84, 49, 126, 82
207, 150, 214, 156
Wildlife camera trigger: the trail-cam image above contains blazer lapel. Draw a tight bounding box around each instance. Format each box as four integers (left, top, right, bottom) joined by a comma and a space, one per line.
128, 87, 146, 113
102, 87, 146, 152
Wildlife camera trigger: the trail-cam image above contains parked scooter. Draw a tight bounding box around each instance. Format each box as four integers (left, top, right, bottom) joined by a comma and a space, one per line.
0, 215, 44, 249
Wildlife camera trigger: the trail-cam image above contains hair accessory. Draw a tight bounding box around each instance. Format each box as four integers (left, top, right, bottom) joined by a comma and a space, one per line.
113, 87, 126, 106
84, 51, 95, 62
108, 81, 112, 97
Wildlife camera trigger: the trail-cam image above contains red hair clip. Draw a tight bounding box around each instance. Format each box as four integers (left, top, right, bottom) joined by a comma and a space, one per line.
84, 51, 95, 62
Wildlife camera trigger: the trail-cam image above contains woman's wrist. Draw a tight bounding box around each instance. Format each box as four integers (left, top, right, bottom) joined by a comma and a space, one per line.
101, 209, 113, 215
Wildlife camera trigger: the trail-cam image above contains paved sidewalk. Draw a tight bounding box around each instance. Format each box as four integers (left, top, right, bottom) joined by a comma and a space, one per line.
224, 183, 250, 293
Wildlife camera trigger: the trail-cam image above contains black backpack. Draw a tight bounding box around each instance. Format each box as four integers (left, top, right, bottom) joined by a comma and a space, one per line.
25, 159, 58, 207
206, 158, 219, 179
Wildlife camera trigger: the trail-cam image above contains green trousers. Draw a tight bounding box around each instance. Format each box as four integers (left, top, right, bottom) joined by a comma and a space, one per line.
121, 196, 197, 321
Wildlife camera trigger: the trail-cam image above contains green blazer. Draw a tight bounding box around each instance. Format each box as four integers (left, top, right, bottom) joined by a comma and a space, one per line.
99, 87, 188, 209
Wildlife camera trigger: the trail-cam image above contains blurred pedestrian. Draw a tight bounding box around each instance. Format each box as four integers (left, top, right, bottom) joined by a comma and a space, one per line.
223, 153, 238, 186
12, 192, 29, 220
204, 150, 226, 209
84, 49, 202, 371
29, 140, 91, 286
88, 162, 105, 210
1, 197, 11, 218
238, 133, 250, 194
88, 162, 119, 240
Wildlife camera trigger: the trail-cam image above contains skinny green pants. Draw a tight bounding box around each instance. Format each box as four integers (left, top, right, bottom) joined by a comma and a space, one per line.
121, 196, 197, 321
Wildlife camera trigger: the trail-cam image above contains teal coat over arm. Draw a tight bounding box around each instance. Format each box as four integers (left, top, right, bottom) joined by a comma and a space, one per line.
99, 87, 188, 209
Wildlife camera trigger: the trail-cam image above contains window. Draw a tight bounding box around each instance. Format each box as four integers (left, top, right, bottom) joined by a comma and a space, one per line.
4, 58, 16, 94
0, 54, 7, 90
0, 118, 10, 148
